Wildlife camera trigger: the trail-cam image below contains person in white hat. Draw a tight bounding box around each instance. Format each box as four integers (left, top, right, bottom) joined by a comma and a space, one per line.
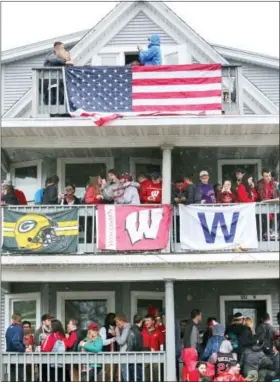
195, 171, 216, 204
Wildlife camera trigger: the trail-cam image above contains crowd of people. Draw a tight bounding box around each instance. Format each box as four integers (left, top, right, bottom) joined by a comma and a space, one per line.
5, 307, 165, 382
2, 168, 279, 207
5, 308, 280, 382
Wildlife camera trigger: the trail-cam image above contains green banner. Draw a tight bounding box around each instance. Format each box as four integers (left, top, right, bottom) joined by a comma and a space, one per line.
2, 209, 79, 254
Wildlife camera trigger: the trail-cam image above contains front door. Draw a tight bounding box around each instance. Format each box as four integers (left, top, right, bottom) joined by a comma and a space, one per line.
225, 300, 267, 328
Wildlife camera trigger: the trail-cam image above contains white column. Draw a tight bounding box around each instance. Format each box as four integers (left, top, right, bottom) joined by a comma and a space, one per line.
161, 146, 173, 204
165, 279, 176, 382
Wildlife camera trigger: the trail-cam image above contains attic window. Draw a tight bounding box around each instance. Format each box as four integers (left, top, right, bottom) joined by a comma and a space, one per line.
125, 52, 140, 65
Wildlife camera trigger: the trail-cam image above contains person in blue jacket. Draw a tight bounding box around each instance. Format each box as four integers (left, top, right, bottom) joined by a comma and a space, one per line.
6, 313, 25, 382
138, 34, 162, 66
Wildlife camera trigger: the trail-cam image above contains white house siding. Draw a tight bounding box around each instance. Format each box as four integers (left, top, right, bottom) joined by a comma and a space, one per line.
106, 11, 176, 46
229, 60, 279, 108
4, 279, 279, 331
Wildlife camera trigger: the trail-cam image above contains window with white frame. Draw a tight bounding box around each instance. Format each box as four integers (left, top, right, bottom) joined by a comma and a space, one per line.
99, 54, 118, 66
164, 52, 179, 65
11, 161, 42, 203
129, 157, 162, 179
218, 159, 262, 184
5, 293, 41, 334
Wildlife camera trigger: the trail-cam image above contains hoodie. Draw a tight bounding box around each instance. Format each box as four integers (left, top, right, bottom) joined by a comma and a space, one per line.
240, 344, 274, 377
116, 182, 140, 205
139, 34, 162, 66
115, 323, 132, 352
5, 323, 25, 352
101, 180, 139, 204
203, 324, 225, 361
195, 183, 216, 204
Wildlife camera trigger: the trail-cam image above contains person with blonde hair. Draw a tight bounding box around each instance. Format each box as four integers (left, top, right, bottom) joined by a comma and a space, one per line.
85, 176, 104, 204
245, 317, 254, 334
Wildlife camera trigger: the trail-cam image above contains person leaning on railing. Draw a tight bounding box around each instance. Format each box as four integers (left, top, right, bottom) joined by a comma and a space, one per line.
44, 41, 73, 67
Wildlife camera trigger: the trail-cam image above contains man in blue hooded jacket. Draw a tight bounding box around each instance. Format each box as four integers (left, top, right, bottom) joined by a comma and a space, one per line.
6, 312, 25, 381
138, 34, 162, 66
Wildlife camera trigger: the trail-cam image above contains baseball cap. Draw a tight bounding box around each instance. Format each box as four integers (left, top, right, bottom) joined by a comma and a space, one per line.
199, 170, 209, 177
41, 314, 53, 322
233, 312, 244, 319
150, 172, 161, 179
2, 180, 12, 186
119, 173, 133, 182
88, 323, 99, 331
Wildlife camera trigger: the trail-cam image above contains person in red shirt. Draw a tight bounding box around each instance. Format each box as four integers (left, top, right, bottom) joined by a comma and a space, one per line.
22, 320, 34, 350
141, 172, 162, 204
84, 176, 104, 204
14, 188, 27, 205
138, 173, 152, 204
257, 169, 278, 202
147, 306, 166, 344
214, 361, 245, 382
236, 175, 257, 203
217, 180, 236, 204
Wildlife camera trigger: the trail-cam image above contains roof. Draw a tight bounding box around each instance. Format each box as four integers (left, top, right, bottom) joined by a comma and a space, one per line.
2, 0, 279, 118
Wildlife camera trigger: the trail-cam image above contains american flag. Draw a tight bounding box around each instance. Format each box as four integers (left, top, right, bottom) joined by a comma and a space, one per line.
63, 64, 222, 126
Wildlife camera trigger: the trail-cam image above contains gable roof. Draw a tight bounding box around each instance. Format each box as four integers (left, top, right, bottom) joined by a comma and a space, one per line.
3, 0, 279, 118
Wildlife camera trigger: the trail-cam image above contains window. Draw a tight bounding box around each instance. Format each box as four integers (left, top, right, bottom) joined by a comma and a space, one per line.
57, 291, 115, 337
5, 293, 41, 333
65, 163, 107, 188
129, 157, 162, 179
217, 159, 262, 184
130, 292, 164, 321
124, 53, 139, 65
135, 164, 161, 177
11, 161, 42, 203
164, 52, 179, 65
99, 54, 118, 66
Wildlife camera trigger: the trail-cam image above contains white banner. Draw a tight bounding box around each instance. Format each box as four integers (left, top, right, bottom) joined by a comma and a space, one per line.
179, 204, 258, 250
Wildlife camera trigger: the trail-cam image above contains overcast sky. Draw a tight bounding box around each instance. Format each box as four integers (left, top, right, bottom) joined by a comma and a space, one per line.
2, 1, 279, 57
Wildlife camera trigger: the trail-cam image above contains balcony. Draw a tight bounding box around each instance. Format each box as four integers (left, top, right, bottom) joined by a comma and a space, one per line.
2, 351, 166, 382
31, 65, 243, 118
1, 203, 279, 255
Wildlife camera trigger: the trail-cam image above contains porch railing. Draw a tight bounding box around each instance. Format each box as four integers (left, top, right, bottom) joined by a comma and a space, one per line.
2, 351, 166, 382
1, 203, 279, 255
31, 65, 243, 117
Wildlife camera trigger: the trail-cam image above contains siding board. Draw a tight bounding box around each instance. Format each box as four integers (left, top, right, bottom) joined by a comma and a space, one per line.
106, 11, 176, 46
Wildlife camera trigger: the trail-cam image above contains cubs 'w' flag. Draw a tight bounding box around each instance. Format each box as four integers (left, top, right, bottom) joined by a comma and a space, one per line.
63, 64, 222, 126
2, 209, 79, 254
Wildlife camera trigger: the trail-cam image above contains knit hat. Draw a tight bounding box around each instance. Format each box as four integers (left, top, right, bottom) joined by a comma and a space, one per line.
88, 323, 99, 331
213, 323, 225, 337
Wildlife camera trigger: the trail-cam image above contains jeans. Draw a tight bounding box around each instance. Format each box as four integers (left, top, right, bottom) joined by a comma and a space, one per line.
121, 364, 129, 382
128, 364, 142, 382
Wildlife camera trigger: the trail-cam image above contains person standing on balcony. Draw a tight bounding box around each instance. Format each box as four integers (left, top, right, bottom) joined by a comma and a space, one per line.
59, 183, 81, 205
84, 176, 104, 204
64, 319, 81, 382
127, 314, 144, 382
257, 169, 278, 202
99, 313, 118, 382
234, 169, 246, 193
141, 172, 162, 204
115, 313, 133, 382
138, 34, 162, 66
138, 173, 152, 204
183, 175, 197, 204
236, 174, 258, 203
217, 180, 236, 204
183, 309, 202, 356
117, 174, 140, 205
41, 175, 59, 205
1, 181, 19, 205
100, 170, 139, 204
34, 314, 53, 348
195, 171, 216, 204
6, 313, 25, 382
44, 41, 73, 67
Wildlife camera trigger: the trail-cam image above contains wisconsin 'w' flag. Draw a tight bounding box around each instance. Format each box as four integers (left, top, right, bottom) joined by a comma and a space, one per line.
2, 209, 79, 254
63, 64, 222, 126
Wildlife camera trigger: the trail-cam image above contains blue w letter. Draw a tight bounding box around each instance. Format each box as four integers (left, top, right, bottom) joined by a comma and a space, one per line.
197, 212, 240, 243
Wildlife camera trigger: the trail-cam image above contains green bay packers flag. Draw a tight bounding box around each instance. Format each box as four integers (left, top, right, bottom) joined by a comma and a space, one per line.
2, 209, 79, 254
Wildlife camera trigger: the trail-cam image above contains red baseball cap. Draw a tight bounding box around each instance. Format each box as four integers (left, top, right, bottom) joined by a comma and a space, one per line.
88, 323, 99, 331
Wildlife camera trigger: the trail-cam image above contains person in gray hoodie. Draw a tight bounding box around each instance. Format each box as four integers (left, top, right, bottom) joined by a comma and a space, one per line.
101, 170, 140, 204
117, 174, 140, 205
115, 313, 133, 382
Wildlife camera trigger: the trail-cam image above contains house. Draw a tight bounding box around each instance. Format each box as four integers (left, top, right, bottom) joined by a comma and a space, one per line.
1, 1, 279, 380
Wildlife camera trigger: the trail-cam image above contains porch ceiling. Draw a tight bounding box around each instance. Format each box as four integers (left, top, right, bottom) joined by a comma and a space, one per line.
2, 115, 279, 148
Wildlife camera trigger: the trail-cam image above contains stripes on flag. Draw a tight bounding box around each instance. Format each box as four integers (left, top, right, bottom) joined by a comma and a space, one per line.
64, 64, 222, 126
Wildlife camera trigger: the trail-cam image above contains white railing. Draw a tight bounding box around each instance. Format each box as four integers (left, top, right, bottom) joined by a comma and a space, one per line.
1, 351, 166, 382
2, 203, 279, 254
31, 65, 243, 117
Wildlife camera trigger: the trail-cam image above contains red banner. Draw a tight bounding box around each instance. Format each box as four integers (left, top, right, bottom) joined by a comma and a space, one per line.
97, 205, 172, 251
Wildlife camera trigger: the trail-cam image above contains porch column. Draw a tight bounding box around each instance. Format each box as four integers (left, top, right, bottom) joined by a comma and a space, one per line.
165, 279, 176, 382
161, 146, 173, 204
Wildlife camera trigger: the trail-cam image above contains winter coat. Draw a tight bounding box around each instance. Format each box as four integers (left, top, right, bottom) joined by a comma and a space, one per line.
217, 191, 236, 203
240, 344, 274, 376
42, 183, 58, 205
236, 184, 257, 203
203, 324, 225, 361
255, 322, 275, 355
44, 50, 67, 67
142, 327, 164, 351
41, 332, 65, 352
257, 179, 278, 201
139, 34, 162, 66
126, 325, 143, 352
1, 191, 18, 205
14, 189, 27, 205
172, 186, 188, 204
195, 183, 216, 204
116, 184, 140, 205
185, 184, 196, 204
64, 330, 80, 352
77, 336, 103, 368
225, 323, 255, 357
5, 323, 25, 352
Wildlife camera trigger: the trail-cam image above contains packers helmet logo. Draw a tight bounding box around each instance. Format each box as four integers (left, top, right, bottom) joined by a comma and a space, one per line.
18, 220, 37, 233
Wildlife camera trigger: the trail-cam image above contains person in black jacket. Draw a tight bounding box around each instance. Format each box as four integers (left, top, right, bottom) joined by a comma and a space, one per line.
240, 342, 273, 376
183, 175, 196, 204
255, 313, 275, 356
1, 182, 19, 205
128, 314, 144, 382
41, 175, 59, 205
172, 180, 188, 205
